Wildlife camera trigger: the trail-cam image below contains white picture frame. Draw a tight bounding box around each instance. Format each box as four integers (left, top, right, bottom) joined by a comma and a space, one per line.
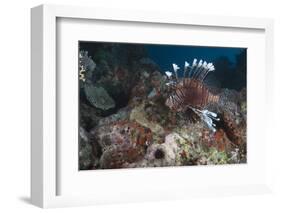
31, 4, 274, 208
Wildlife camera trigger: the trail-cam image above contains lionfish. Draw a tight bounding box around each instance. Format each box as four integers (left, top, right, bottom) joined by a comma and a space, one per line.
165, 59, 220, 132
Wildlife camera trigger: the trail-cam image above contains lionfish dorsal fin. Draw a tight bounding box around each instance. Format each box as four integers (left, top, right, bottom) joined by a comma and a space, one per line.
165, 59, 215, 86
187, 59, 215, 82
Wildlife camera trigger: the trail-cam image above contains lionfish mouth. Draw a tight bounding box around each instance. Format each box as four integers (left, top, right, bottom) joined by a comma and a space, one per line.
164, 59, 219, 132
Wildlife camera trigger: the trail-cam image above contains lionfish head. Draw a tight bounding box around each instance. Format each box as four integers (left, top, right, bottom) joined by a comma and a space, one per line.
165, 91, 187, 112
165, 94, 179, 111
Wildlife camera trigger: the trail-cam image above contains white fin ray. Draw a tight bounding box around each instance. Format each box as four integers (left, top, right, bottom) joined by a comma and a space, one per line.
188, 59, 197, 78
172, 63, 180, 81
183, 61, 189, 78
165, 58, 215, 84
165, 71, 173, 78
190, 108, 219, 132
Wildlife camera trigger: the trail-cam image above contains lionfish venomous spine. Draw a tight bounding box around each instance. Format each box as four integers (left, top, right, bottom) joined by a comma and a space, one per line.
165, 59, 220, 132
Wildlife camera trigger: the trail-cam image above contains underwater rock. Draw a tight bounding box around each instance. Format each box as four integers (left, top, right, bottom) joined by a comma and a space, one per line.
91, 121, 152, 168
239, 87, 247, 119
129, 70, 163, 103
91, 120, 153, 169
79, 127, 101, 170
79, 141, 93, 169
79, 103, 101, 131
172, 127, 230, 165
218, 89, 246, 147
221, 111, 244, 145
97, 107, 130, 126
218, 88, 241, 109
130, 133, 181, 168
150, 71, 165, 90
129, 80, 150, 101
197, 147, 228, 165
173, 122, 205, 144
129, 103, 165, 137
90, 120, 153, 150
79, 127, 89, 142
113, 66, 129, 81
200, 128, 233, 153
99, 143, 145, 169
84, 84, 115, 111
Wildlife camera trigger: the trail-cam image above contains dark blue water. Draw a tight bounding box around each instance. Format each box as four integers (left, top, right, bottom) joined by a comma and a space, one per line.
145, 44, 243, 72
144, 44, 246, 90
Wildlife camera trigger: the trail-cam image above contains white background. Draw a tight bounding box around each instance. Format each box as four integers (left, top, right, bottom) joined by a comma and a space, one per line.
0, 0, 280, 212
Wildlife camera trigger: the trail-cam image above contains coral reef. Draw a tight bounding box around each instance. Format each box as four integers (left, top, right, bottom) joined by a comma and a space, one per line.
78, 43, 247, 170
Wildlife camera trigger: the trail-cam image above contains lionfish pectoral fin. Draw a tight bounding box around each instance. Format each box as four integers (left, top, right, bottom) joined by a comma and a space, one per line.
190, 108, 218, 132
183, 107, 200, 123
202, 110, 220, 121
203, 115, 217, 132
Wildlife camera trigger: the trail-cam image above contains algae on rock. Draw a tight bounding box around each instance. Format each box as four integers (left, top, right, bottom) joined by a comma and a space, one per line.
84, 84, 115, 111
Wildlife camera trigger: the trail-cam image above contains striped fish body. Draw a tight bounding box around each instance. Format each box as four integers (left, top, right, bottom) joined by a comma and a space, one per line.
165, 78, 219, 112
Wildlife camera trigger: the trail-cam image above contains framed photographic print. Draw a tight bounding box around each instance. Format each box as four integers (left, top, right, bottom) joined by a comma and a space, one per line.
31, 4, 274, 208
